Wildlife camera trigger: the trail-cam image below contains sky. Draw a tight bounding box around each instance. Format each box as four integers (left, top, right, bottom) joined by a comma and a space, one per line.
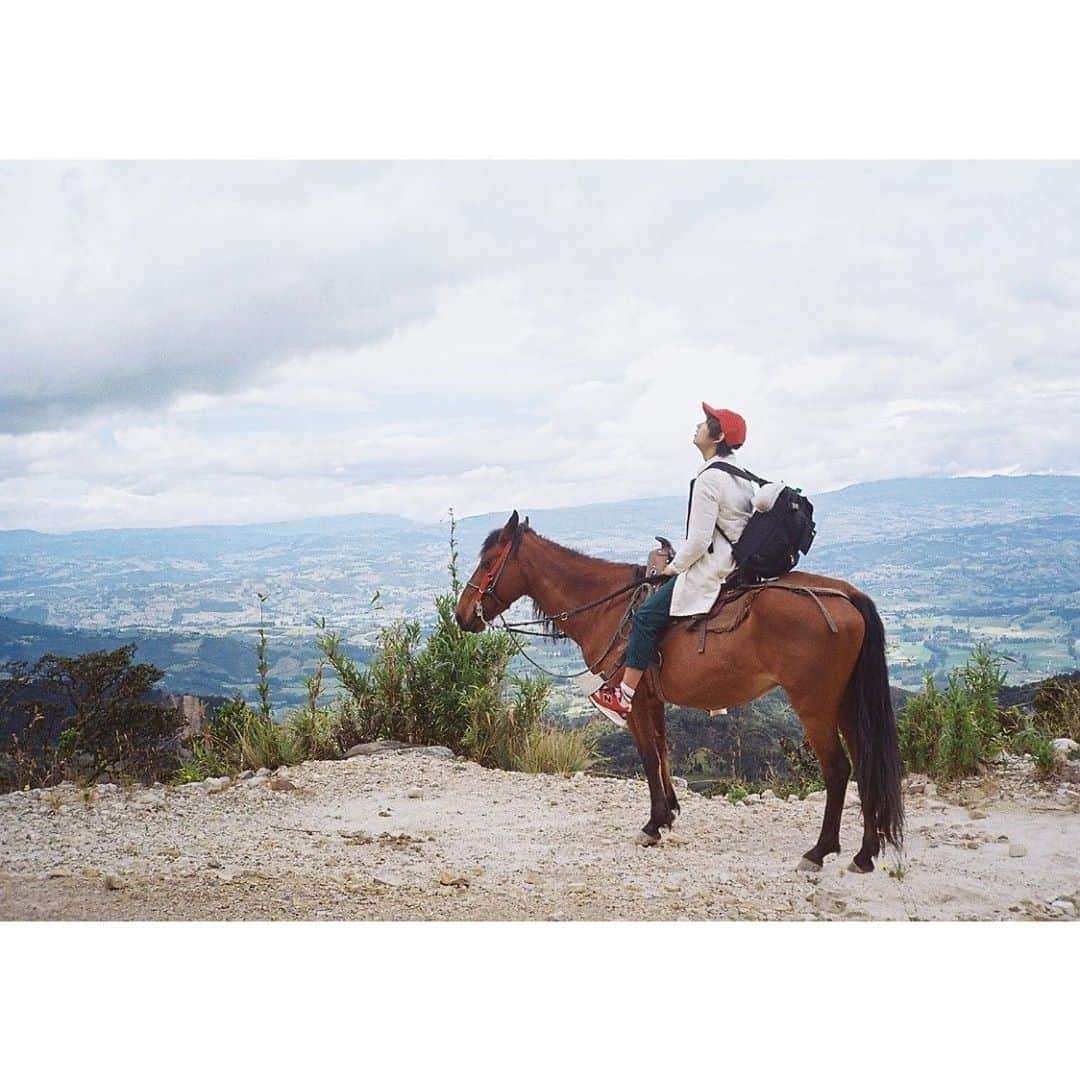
1, 160, 1078, 533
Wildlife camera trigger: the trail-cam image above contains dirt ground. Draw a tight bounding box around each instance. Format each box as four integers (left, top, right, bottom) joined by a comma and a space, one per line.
2, 747, 1078, 921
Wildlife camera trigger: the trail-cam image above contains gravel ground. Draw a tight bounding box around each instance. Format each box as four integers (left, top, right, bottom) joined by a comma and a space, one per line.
2, 748, 1078, 921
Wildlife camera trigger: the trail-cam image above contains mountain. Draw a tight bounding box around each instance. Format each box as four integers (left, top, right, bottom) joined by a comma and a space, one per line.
1, 474, 1077, 701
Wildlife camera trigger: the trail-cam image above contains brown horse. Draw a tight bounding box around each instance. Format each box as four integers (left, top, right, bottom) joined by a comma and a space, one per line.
454, 510, 904, 873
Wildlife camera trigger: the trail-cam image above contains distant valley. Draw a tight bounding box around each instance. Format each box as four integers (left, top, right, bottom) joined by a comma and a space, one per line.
1, 474, 1077, 709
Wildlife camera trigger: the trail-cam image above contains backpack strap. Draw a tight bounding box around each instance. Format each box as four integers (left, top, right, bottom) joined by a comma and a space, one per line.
703, 459, 770, 486
684, 459, 769, 540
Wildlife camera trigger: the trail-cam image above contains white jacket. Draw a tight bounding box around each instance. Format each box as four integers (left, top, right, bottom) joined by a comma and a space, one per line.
669, 453, 755, 617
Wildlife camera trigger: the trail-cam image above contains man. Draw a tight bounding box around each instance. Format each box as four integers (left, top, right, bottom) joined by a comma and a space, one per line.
590, 402, 755, 726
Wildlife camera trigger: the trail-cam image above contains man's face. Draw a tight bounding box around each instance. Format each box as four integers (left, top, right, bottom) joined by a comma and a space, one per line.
693, 419, 716, 453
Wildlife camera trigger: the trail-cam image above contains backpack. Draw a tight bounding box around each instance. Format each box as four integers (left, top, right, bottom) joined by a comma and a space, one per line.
699, 460, 817, 582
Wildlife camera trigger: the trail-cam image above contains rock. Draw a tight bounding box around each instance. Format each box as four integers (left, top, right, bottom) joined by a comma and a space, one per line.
104, 874, 126, 891
255, 767, 270, 777
1050, 899, 1076, 917
410, 746, 455, 760
238, 770, 255, 781
567, 882, 589, 894
524, 870, 543, 885
925, 782, 938, 797
672, 776, 688, 791
345, 740, 410, 758
438, 872, 469, 888
206, 858, 223, 869
406, 789, 424, 799
1051, 738, 1079, 763
665, 833, 690, 846
203, 777, 230, 794
806, 790, 827, 804
268, 777, 298, 793
745, 793, 762, 804
761, 789, 776, 800
787, 794, 800, 803
1008, 844, 1028, 858
373, 873, 403, 887
968, 809, 988, 820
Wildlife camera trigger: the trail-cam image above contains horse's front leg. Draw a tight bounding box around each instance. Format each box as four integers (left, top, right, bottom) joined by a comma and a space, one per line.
626, 692, 675, 844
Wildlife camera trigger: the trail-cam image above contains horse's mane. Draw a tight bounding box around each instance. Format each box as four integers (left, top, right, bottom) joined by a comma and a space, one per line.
481, 524, 645, 640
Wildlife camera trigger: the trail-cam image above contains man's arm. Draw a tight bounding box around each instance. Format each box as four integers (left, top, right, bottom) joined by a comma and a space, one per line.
668, 472, 722, 574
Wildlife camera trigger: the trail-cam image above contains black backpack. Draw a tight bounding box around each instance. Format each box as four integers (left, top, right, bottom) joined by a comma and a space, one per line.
697, 460, 816, 582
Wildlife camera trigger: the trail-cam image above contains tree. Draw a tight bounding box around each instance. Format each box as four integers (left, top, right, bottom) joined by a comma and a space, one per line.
0, 644, 185, 791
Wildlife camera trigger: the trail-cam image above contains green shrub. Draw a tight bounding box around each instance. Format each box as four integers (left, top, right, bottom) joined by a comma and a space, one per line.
898, 645, 1006, 780
1032, 678, 1080, 741
777, 736, 826, 796
1, 646, 185, 792
1010, 724, 1060, 780
181, 694, 299, 780
509, 722, 600, 775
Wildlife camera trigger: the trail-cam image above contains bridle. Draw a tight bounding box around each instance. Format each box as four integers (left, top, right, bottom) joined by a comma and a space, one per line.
462, 526, 662, 681
462, 538, 516, 627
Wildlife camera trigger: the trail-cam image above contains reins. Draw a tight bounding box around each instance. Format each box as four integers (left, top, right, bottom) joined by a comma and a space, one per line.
496, 578, 656, 682
464, 535, 660, 682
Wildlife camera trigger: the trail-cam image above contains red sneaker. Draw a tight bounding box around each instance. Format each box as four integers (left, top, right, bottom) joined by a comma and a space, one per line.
590, 685, 632, 727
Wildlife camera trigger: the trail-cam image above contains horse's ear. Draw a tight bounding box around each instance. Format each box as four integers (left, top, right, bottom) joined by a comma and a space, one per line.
522, 515, 529, 530
499, 510, 520, 541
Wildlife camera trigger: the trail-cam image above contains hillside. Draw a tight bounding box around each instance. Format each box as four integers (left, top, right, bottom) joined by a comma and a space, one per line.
2, 746, 1077, 921
1, 474, 1077, 702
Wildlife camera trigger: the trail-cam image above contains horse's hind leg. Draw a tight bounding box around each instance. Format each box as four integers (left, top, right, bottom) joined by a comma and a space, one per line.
839, 713, 881, 873
797, 715, 851, 871
626, 690, 675, 843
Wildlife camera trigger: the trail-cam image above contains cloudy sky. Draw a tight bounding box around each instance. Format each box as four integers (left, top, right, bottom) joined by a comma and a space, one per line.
1, 161, 1078, 532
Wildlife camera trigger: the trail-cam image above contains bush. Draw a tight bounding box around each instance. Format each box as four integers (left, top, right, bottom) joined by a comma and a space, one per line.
182, 694, 299, 780
898, 645, 1006, 780
898, 645, 1077, 783
777, 736, 826, 796
1032, 677, 1080, 741
1010, 724, 1060, 780
1, 646, 185, 792
313, 518, 599, 774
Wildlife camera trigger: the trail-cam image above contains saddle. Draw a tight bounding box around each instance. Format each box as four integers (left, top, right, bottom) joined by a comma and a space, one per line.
682, 576, 851, 652
641, 538, 850, 655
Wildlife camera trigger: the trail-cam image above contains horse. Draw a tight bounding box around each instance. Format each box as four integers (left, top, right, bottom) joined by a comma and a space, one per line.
454, 510, 904, 874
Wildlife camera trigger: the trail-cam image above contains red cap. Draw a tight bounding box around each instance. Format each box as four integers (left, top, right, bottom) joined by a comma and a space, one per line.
702, 403, 747, 448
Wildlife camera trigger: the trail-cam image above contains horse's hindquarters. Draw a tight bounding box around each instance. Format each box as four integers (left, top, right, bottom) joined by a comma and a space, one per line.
655, 585, 864, 715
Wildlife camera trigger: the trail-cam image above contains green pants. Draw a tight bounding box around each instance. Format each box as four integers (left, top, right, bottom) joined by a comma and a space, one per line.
625, 577, 676, 670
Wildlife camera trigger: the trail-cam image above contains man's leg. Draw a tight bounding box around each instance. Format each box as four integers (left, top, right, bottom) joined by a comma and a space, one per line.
591, 577, 675, 724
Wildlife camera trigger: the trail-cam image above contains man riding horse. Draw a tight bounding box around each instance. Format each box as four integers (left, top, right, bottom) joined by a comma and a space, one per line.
591, 403, 754, 726
454, 401, 903, 873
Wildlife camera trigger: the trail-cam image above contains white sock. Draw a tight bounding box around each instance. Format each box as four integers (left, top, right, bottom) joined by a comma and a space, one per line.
619, 681, 635, 701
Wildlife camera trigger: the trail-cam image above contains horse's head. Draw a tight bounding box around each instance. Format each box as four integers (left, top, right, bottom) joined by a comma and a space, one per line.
455, 509, 530, 632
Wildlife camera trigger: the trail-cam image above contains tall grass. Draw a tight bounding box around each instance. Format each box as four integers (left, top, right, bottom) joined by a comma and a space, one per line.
898, 644, 1068, 781
180, 512, 601, 779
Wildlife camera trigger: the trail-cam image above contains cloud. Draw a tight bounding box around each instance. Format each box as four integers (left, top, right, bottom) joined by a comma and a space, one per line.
0, 162, 1078, 530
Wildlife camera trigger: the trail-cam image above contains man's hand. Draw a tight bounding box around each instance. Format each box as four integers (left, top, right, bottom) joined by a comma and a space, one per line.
661, 563, 679, 577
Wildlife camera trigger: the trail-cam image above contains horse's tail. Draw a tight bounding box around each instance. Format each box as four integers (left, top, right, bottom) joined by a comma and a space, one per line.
846, 591, 904, 849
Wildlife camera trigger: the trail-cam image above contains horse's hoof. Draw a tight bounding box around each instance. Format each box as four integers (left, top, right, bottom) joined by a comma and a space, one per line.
847, 859, 873, 874
637, 831, 661, 847
797, 857, 822, 873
